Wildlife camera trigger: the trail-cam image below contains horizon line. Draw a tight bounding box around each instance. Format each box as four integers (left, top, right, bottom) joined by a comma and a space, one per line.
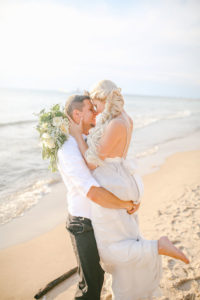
0, 86, 199, 100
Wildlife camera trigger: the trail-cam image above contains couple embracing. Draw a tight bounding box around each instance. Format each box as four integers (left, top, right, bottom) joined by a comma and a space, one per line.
57, 80, 189, 300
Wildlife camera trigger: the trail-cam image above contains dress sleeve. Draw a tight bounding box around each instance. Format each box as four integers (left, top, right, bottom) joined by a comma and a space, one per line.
57, 141, 100, 197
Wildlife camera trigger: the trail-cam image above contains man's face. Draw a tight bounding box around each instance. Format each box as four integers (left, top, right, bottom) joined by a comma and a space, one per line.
80, 99, 97, 134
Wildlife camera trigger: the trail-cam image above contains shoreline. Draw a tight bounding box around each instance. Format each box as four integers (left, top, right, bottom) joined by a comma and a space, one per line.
0, 181, 67, 250
1, 127, 200, 236
0, 150, 200, 299
1, 134, 200, 250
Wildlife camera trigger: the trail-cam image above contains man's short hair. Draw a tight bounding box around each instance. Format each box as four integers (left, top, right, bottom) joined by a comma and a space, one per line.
65, 94, 90, 117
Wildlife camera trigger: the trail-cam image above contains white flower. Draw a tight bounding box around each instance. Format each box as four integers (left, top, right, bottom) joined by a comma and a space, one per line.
42, 133, 51, 139
60, 120, 69, 135
43, 138, 55, 149
37, 104, 69, 172
53, 117, 63, 127
41, 123, 48, 130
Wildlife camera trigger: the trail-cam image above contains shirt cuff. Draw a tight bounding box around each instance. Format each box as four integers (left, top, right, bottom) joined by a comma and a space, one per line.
83, 179, 100, 197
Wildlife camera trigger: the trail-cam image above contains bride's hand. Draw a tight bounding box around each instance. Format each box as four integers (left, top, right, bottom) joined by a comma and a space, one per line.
67, 114, 83, 138
124, 201, 135, 213
127, 202, 140, 215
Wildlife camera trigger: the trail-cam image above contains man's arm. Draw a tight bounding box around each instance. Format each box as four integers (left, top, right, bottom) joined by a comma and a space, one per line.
58, 141, 135, 212
87, 186, 134, 211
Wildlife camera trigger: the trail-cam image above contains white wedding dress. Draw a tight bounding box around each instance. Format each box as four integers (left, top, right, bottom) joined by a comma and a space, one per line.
89, 154, 162, 299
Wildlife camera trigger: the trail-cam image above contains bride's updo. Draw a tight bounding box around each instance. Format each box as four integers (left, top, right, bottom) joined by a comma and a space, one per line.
90, 79, 124, 123
85, 80, 124, 166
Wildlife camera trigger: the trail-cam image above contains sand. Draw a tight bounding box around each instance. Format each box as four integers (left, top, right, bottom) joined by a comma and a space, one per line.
0, 150, 200, 300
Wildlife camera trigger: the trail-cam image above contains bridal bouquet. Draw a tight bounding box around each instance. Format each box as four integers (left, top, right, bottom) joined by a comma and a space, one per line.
36, 104, 69, 172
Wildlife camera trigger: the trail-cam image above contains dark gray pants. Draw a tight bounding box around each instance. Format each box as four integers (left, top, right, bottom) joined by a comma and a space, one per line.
66, 214, 105, 300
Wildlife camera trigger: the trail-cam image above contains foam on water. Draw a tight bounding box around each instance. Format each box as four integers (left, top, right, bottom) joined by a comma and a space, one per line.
0, 178, 60, 225
0, 119, 36, 127
136, 145, 159, 158
133, 109, 195, 130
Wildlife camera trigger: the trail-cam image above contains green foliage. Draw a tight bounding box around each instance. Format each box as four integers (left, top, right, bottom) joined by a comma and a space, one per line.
36, 104, 69, 172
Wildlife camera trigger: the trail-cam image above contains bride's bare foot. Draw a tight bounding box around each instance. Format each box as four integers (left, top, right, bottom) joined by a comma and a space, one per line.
158, 236, 190, 264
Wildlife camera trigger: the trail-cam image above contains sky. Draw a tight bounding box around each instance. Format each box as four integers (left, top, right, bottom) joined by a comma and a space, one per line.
0, 0, 200, 97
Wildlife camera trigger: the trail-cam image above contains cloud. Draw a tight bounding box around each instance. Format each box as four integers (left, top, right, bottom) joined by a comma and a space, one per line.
0, 0, 199, 96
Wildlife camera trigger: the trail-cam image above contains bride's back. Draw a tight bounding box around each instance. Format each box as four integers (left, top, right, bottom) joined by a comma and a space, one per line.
105, 110, 133, 159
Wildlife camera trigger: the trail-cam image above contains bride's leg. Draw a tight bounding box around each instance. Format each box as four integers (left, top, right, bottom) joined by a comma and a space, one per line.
158, 236, 189, 264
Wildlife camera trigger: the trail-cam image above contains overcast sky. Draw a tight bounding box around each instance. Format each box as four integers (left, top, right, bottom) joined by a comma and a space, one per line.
0, 0, 199, 97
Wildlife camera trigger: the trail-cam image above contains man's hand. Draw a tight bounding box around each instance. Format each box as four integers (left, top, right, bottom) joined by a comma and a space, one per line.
127, 202, 140, 215
67, 113, 83, 138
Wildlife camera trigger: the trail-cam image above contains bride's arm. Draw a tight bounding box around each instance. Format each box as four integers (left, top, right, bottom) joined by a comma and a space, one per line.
68, 118, 97, 170
74, 133, 97, 170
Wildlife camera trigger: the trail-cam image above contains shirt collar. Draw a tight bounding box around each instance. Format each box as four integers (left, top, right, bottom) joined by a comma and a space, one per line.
69, 134, 87, 142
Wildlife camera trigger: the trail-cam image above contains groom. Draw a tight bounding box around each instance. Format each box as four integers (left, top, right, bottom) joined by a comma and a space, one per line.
57, 94, 136, 300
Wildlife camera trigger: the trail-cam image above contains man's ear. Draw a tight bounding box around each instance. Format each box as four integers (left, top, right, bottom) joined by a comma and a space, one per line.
72, 109, 81, 123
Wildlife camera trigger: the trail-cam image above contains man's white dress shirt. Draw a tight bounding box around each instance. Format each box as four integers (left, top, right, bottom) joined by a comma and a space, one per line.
57, 135, 100, 219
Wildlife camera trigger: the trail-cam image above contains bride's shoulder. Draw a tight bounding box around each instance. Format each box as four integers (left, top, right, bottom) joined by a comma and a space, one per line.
109, 117, 127, 128
113, 112, 133, 129
106, 118, 127, 136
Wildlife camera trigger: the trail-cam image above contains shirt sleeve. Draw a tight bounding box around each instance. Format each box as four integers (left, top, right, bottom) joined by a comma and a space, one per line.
57, 140, 100, 197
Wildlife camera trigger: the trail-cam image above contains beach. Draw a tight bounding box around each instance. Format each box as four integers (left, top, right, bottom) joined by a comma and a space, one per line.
1, 0, 200, 298
0, 150, 200, 300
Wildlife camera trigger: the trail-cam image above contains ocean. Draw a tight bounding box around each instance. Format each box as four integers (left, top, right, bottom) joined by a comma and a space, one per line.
0, 88, 200, 225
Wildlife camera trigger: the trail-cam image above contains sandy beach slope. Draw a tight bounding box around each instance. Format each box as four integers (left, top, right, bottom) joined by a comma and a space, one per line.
0, 150, 200, 300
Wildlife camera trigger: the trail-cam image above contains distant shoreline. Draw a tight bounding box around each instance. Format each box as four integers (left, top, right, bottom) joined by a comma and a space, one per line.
1, 86, 199, 100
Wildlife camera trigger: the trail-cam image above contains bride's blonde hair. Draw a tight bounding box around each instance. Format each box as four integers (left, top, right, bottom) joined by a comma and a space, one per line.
90, 79, 124, 123
85, 80, 124, 165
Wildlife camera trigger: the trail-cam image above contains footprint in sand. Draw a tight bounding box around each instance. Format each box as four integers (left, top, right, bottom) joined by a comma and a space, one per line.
167, 259, 176, 270
179, 246, 185, 251
175, 278, 193, 291
193, 275, 200, 285
196, 232, 200, 238
183, 292, 198, 300
171, 219, 176, 225
183, 207, 189, 212
183, 212, 193, 218
172, 240, 181, 245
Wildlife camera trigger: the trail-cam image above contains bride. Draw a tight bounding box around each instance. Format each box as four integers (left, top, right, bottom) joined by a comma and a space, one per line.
68, 80, 189, 300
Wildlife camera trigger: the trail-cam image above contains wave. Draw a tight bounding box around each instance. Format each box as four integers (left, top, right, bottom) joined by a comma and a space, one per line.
165, 110, 191, 120
0, 119, 37, 127
0, 109, 197, 130
135, 126, 200, 160
0, 177, 61, 225
136, 145, 159, 158
134, 110, 196, 130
